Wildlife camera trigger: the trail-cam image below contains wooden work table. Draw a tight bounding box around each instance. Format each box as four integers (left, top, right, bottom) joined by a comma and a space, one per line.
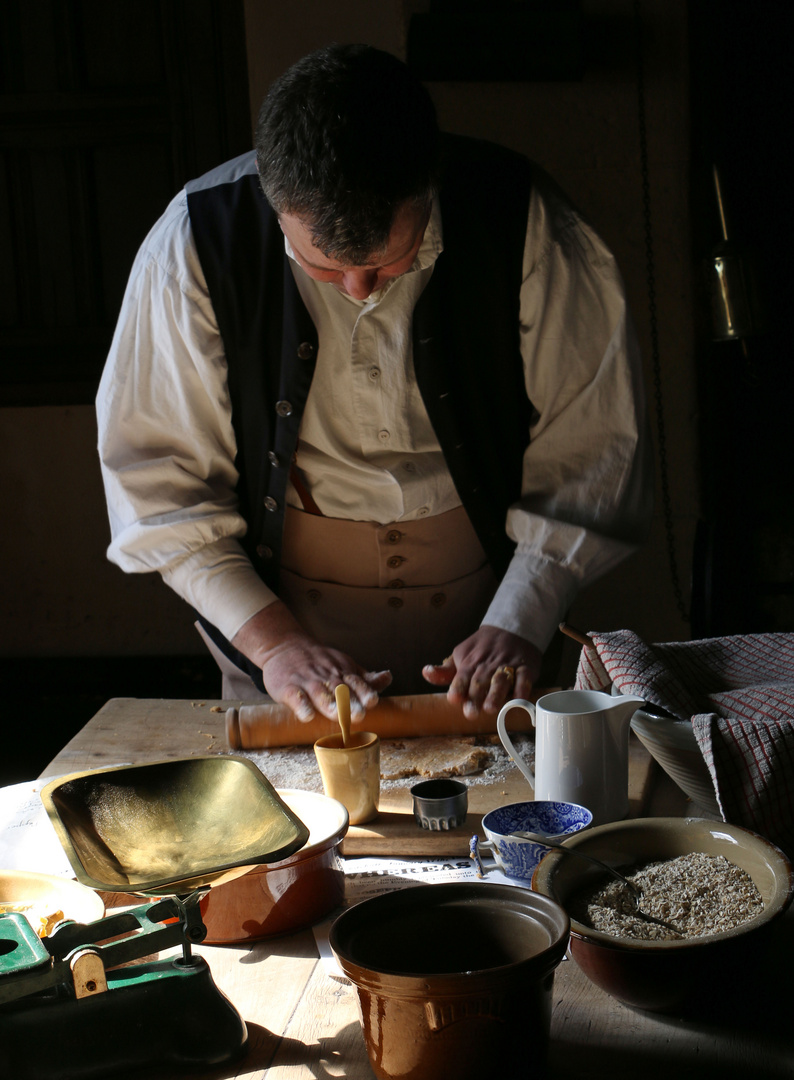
39, 698, 794, 1080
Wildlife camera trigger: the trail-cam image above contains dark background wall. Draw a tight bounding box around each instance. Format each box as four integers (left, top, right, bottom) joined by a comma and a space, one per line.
2, 1, 789, 783
687, 0, 794, 638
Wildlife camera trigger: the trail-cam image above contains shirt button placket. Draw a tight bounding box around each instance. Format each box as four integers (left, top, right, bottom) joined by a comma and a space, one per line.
382, 528, 405, 596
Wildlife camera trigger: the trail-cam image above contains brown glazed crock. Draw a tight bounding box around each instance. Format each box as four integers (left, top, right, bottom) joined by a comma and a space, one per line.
200, 789, 348, 942
531, 816, 794, 1012
329, 882, 569, 1080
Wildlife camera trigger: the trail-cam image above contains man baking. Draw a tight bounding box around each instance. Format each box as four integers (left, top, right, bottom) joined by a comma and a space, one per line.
96, 44, 652, 727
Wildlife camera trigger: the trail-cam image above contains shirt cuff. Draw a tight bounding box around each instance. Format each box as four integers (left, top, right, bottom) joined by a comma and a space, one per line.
160, 539, 278, 643
481, 552, 580, 654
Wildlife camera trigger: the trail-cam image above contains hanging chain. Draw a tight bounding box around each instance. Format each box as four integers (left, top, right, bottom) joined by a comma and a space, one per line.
634, 0, 690, 624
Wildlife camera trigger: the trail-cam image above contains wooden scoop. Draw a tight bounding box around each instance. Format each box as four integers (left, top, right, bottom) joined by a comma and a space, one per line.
334, 684, 352, 747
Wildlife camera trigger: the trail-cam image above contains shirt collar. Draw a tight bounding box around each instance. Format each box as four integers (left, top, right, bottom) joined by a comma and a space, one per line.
415, 195, 443, 271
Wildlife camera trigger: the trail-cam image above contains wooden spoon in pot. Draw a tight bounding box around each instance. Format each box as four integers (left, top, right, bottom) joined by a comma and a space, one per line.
334, 684, 352, 747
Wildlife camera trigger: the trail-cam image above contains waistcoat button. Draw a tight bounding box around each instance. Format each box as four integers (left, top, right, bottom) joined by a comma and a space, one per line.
268, 451, 281, 466
297, 342, 315, 360
264, 496, 278, 511
387, 596, 404, 610
387, 530, 402, 544
387, 555, 404, 568
275, 400, 293, 416
256, 544, 273, 560
388, 579, 405, 589
430, 593, 447, 608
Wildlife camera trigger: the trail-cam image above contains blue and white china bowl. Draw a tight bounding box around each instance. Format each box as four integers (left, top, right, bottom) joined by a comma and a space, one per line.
470, 801, 593, 882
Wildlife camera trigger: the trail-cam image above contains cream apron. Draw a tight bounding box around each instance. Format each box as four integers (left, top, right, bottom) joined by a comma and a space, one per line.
200, 505, 498, 700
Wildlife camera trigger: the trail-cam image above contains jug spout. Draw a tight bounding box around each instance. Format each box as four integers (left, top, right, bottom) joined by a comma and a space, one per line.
607, 693, 646, 727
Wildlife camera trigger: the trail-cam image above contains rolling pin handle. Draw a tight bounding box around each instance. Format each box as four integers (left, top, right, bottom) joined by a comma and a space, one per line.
226, 707, 242, 749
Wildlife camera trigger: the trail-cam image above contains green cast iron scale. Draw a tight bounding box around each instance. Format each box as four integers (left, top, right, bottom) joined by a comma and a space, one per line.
0, 757, 310, 1079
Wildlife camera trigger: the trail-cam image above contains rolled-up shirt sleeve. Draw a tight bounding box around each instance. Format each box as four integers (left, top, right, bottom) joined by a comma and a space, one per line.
482, 170, 654, 652
96, 192, 276, 642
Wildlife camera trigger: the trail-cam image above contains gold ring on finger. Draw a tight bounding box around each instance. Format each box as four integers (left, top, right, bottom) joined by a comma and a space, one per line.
493, 665, 516, 682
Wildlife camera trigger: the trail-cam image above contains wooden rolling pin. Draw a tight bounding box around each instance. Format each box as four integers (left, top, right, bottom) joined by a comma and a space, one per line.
226, 692, 539, 749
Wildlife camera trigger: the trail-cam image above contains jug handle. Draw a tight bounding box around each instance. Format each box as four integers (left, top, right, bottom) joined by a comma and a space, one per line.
497, 699, 536, 790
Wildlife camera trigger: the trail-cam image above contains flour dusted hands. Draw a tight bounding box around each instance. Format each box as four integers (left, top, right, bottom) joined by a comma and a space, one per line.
231, 601, 392, 722
422, 624, 542, 719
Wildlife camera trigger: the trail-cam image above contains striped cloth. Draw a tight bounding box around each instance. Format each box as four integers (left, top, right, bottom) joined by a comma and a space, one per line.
574, 630, 794, 859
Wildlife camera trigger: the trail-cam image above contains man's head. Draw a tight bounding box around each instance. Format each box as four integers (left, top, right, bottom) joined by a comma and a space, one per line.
255, 44, 439, 268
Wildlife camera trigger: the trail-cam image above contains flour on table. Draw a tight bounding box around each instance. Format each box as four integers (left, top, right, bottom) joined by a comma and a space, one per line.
238, 733, 534, 793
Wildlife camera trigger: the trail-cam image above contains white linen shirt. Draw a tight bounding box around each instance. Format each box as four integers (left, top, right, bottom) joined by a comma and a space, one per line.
96, 166, 652, 654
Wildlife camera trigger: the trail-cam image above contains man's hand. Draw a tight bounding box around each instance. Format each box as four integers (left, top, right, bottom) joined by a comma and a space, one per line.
231, 601, 391, 723
422, 624, 542, 719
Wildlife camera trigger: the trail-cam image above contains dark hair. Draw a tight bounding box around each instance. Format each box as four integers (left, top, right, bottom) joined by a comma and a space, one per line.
255, 44, 439, 263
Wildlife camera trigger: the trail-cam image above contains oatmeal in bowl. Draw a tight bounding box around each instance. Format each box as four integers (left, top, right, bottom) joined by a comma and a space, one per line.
531, 817, 794, 1012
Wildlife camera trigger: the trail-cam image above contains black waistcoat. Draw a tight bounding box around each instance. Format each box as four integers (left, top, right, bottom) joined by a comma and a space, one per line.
186, 135, 533, 683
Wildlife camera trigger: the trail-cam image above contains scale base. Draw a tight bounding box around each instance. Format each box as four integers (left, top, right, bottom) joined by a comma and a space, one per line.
0, 954, 248, 1080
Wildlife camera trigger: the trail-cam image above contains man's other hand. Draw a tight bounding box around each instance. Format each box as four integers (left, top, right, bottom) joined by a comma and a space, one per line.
422, 624, 541, 719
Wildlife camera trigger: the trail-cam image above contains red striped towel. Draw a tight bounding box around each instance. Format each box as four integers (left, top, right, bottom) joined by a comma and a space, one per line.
574, 629, 794, 859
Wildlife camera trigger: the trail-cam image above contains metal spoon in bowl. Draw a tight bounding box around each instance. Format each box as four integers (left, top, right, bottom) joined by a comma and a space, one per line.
511, 830, 678, 931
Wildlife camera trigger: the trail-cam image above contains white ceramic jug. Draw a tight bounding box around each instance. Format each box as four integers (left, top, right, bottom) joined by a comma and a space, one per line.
497, 690, 646, 825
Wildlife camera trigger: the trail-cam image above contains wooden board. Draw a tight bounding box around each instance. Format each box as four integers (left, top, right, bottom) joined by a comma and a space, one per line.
345, 735, 655, 855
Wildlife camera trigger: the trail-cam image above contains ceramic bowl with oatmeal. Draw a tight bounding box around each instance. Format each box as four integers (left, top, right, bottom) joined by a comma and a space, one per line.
531, 817, 794, 1012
